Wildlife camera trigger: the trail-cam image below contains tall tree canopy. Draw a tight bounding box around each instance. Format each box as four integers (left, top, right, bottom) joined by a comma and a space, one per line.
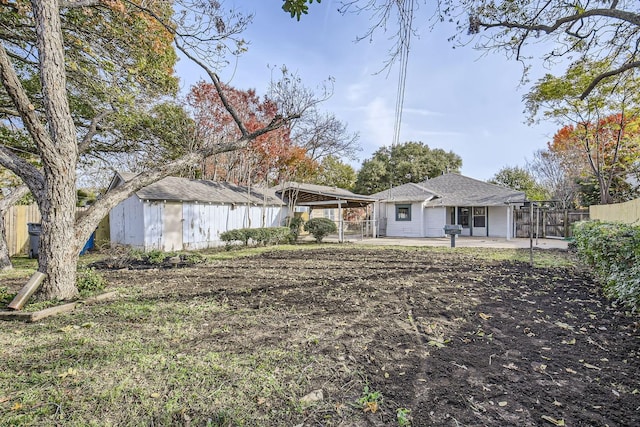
489, 166, 548, 201
0, 0, 318, 300
525, 59, 640, 205
354, 141, 462, 194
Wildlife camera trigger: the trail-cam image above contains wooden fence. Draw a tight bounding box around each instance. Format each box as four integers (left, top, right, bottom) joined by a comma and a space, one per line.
3, 204, 41, 256
589, 198, 640, 224
515, 207, 590, 239
3, 204, 111, 256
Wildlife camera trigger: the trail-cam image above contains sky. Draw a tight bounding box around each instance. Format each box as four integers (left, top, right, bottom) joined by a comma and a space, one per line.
174, 1, 560, 181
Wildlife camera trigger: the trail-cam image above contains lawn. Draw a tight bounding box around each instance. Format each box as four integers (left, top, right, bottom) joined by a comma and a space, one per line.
1, 246, 638, 426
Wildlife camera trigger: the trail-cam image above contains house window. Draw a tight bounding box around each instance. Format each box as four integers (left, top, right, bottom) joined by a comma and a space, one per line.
473, 207, 486, 227
457, 207, 470, 228
395, 204, 411, 221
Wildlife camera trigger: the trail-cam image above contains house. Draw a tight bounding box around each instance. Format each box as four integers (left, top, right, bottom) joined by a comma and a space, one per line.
109, 173, 287, 251
371, 173, 526, 239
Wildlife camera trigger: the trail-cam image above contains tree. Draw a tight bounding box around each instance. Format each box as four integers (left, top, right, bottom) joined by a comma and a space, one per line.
527, 149, 581, 208
459, 0, 640, 100
489, 166, 548, 201
354, 141, 462, 194
525, 60, 640, 205
547, 117, 640, 205
0, 1, 317, 300
188, 79, 320, 186
312, 155, 357, 190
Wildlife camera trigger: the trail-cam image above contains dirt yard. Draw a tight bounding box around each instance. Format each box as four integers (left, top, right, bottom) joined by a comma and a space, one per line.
2, 246, 639, 426
101, 247, 639, 426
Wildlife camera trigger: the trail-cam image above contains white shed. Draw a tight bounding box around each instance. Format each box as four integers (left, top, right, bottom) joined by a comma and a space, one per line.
109, 173, 287, 251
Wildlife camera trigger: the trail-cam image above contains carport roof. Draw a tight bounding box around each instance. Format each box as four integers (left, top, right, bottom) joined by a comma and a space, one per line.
275, 182, 378, 208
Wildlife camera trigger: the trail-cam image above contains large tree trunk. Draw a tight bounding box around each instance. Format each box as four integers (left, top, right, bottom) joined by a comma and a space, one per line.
34, 0, 80, 300
0, 213, 11, 270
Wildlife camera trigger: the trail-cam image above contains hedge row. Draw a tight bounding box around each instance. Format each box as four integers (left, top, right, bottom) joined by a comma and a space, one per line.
220, 227, 291, 247
573, 221, 640, 312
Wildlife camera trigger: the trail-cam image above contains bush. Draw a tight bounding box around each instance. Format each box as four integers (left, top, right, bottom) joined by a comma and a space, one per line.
220, 227, 291, 248
76, 267, 106, 295
303, 218, 337, 243
286, 216, 305, 243
572, 221, 640, 311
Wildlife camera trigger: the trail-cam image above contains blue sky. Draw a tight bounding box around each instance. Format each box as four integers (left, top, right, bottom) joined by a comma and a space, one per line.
175, 1, 559, 181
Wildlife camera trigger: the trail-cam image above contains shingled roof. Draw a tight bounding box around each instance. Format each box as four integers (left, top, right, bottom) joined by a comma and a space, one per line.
110, 173, 283, 205
372, 173, 525, 206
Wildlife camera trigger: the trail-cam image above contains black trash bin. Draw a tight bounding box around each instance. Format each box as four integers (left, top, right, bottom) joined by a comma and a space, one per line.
27, 222, 42, 259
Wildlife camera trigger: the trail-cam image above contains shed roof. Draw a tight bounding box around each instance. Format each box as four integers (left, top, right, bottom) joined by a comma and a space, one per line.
110, 173, 283, 205
372, 173, 525, 206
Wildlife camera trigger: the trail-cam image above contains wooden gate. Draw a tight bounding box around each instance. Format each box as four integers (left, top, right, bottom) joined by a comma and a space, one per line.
515, 207, 589, 238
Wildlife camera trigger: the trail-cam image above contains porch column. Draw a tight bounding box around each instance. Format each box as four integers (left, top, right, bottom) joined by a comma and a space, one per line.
372, 203, 377, 238
506, 205, 511, 240
338, 201, 343, 243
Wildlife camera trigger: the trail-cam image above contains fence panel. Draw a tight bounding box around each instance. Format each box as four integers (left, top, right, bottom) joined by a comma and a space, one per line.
4, 204, 41, 256
515, 207, 588, 239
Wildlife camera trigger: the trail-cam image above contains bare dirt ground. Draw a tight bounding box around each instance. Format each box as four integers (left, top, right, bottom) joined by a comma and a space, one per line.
88, 247, 639, 426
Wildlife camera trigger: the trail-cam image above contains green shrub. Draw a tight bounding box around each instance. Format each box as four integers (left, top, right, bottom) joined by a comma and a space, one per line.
286, 216, 305, 243
573, 221, 640, 311
303, 218, 337, 243
220, 227, 291, 248
76, 267, 106, 295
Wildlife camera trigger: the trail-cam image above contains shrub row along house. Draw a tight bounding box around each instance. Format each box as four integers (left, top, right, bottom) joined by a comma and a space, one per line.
107, 172, 525, 251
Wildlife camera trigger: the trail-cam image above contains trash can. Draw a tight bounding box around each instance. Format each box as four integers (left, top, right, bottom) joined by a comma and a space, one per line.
27, 222, 42, 259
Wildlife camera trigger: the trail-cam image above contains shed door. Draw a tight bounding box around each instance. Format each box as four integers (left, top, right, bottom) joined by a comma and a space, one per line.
163, 203, 183, 251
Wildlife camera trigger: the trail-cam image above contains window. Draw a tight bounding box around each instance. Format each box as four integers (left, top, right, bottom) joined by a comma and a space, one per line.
457, 207, 470, 228
395, 204, 411, 221
473, 207, 486, 227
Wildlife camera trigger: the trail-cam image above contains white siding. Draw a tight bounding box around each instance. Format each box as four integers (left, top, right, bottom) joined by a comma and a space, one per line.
488, 206, 509, 238
144, 202, 165, 251
384, 202, 423, 238
424, 207, 447, 237
109, 196, 145, 248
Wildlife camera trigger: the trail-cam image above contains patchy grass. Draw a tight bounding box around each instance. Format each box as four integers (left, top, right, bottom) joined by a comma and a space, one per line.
2, 245, 634, 426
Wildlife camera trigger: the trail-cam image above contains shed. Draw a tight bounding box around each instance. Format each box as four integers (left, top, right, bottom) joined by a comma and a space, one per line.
109, 173, 287, 251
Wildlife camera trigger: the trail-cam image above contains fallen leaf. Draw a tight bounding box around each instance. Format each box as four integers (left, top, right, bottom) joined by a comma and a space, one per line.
541, 415, 565, 426
11, 402, 22, 411
565, 368, 577, 374
562, 338, 576, 345
479, 312, 493, 320
150, 393, 160, 398
584, 363, 602, 371
364, 401, 378, 413
498, 401, 508, 407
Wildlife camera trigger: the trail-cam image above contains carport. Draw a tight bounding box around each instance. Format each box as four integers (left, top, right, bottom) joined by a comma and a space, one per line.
276, 183, 378, 242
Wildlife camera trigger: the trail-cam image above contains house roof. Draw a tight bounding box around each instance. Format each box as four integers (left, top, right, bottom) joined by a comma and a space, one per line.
372, 173, 526, 206
275, 182, 377, 208
370, 182, 440, 202
110, 173, 284, 205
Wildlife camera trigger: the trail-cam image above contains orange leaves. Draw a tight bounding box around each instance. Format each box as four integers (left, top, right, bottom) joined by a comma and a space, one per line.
188, 81, 316, 185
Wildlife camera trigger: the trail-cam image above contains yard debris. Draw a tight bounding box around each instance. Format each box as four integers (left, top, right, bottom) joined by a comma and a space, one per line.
300, 389, 323, 405
541, 415, 566, 426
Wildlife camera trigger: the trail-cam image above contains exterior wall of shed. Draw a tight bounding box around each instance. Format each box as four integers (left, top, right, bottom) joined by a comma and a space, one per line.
109, 196, 145, 248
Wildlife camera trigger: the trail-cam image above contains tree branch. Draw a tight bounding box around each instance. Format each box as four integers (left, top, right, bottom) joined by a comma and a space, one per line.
78, 110, 109, 153
0, 43, 53, 158
0, 146, 45, 198
580, 60, 640, 100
